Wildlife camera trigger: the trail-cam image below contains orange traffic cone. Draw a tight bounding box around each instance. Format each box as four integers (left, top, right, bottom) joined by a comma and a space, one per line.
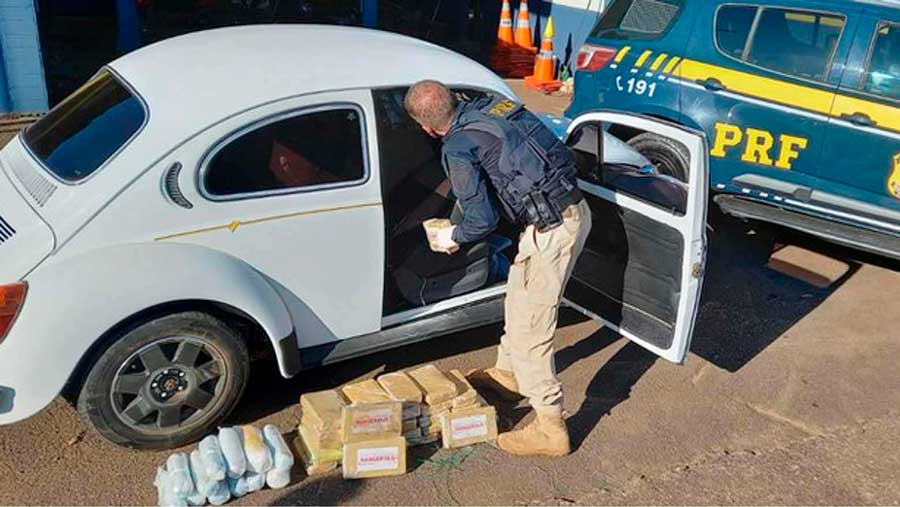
525, 17, 562, 92
514, 0, 534, 49
497, 0, 514, 45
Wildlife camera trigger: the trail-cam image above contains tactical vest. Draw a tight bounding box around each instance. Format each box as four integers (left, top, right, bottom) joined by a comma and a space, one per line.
446, 96, 582, 228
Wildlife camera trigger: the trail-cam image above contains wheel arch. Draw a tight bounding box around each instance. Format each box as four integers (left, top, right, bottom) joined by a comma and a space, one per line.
0, 242, 300, 425
62, 299, 272, 403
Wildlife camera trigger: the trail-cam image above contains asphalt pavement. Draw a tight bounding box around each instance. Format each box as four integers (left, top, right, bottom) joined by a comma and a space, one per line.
0, 83, 898, 505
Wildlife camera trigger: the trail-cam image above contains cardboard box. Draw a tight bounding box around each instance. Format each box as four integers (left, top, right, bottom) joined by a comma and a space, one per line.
299, 389, 346, 432
342, 436, 407, 479
409, 365, 458, 406
441, 406, 498, 449
341, 401, 403, 443
342, 379, 392, 404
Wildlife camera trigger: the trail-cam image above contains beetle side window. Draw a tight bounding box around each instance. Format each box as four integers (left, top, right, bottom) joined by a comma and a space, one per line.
204, 107, 365, 197
23, 70, 145, 183
715, 5, 758, 58
742, 8, 845, 81
862, 23, 900, 101
591, 0, 684, 41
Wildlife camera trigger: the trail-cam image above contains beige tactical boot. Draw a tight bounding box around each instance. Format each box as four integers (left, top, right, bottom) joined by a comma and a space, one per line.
497, 411, 571, 457
467, 368, 522, 401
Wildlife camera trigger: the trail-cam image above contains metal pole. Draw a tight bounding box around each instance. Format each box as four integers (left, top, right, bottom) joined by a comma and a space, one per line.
116, 0, 141, 54
361, 0, 378, 28
0, 45, 11, 113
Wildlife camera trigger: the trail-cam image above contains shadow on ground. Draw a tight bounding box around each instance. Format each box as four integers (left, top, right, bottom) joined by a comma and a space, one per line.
690, 208, 861, 372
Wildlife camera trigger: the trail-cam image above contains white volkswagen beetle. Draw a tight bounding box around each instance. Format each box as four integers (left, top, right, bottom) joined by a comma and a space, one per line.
0, 25, 709, 449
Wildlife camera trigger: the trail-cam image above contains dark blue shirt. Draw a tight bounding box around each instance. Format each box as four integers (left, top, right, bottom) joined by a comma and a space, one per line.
443, 104, 507, 244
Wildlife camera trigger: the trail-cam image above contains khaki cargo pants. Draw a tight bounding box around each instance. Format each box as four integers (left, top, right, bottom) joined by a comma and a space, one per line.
495, 199, 592, 416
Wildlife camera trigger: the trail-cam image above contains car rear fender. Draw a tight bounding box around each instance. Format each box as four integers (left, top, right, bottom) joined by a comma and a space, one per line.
0, 242, 297, 424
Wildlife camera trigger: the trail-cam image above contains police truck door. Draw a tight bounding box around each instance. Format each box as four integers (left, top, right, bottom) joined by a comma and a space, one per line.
815, 13, 900, 226
563, 112, 708, 364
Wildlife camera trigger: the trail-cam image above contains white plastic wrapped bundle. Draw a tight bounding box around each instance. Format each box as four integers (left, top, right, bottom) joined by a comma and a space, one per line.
198, 435, 227, 481
263, 424, 294, 489
227, 475, 250, 498
166, 453, 194, 498
218, 427, 247, 479
241, 425, 273, 474
187, 450, 211, 505
245, 472, 266, 492
155, 466, 187, 507
206, 480, 231, 506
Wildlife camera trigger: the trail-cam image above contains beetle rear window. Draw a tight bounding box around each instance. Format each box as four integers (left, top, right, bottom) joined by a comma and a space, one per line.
592, 0, 684, 41
23, 70, 145, 183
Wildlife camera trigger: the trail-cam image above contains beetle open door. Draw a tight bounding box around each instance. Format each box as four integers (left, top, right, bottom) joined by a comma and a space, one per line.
563, 111, 708, 364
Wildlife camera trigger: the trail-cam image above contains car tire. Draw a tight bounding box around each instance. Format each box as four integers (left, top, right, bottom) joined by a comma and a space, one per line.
627, 132, 690, 182
76, 312, 249, 450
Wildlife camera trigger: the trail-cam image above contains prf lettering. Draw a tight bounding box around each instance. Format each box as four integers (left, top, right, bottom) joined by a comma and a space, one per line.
711, 122, 808, 170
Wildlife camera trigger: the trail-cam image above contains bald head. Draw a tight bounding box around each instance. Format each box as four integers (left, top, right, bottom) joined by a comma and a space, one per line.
404, 80, 457, 134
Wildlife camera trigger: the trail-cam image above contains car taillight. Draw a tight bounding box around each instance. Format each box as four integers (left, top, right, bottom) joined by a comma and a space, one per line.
576, 44, 618, 72
0, 282, 27, 342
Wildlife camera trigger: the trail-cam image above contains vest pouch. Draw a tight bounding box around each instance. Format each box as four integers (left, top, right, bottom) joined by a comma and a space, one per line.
524, 190, 563, 233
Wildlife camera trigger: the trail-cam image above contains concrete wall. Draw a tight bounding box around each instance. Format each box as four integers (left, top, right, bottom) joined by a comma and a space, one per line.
0, 0, 49, 112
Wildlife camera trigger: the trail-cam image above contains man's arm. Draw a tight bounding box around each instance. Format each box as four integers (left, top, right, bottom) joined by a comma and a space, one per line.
443, 151, 500, 244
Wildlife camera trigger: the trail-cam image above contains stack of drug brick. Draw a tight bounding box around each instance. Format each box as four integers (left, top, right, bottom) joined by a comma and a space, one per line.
295, 364, 499, 479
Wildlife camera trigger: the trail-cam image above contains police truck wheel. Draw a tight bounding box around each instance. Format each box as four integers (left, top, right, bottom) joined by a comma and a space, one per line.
76, 312, 249, 450
628, 132, 690, 182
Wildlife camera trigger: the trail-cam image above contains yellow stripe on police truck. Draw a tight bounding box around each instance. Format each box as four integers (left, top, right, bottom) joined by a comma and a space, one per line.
634, 50, 653, 68
649, 53, 669, 72
831, 94, 900, 133
614, 46, 631, 63
677, 59, 835, 115
662, 56, 682, 75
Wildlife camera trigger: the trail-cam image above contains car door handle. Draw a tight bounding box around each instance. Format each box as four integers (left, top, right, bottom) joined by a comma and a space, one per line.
696, 77, 726, 91
840, 112, 876, 127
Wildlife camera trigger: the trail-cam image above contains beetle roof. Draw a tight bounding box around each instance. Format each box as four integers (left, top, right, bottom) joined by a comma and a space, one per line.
108, 25, 514, 129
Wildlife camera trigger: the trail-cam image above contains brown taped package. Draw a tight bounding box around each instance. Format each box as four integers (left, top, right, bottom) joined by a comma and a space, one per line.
297, 422, 343, 464
377, 371, 423, 403
422, 219, 458, 254
408, 364, 459, 406
341, 379, 392, 404
342, 436, 407, 479
441, 406, 499, 449
292, 430, 340, 476
341, 401, 403, 443
378, 371, 424, 420
299, 389, 347, 432
420, 399, 453, 417
447, 369, 479, 409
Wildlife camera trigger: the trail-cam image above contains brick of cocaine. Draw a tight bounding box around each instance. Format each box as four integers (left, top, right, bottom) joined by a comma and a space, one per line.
341, 401, 403, 443
441, 406, 498, 449
341, 379, 392, 404
342, 436, 407, 479
299, 389, 347, 432
447, 369, 479, 408
408, 365, 458, 406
